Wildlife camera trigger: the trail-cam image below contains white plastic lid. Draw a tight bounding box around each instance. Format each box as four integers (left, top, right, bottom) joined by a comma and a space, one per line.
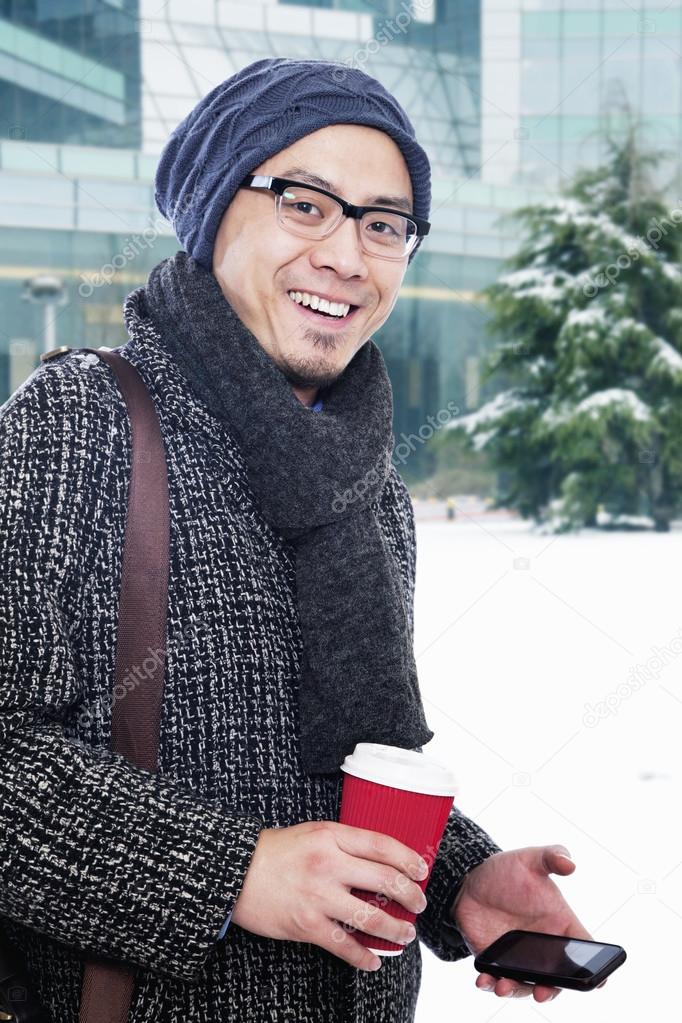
340, 743, 459, 797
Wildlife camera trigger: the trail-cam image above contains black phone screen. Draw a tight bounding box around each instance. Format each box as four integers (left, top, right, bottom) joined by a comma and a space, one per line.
485, 932, 618, 979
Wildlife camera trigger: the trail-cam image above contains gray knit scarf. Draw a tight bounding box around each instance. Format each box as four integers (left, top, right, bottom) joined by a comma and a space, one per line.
141, 251, 433, 775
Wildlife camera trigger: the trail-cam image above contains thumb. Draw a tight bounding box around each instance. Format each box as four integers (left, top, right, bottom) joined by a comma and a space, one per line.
541, 845, 576, 876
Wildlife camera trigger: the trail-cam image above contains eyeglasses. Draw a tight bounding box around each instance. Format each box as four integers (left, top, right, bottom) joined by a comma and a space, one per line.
239, 175, 430, 261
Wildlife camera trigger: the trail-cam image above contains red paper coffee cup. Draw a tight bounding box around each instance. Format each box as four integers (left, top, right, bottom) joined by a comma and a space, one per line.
338, 743, 458, 956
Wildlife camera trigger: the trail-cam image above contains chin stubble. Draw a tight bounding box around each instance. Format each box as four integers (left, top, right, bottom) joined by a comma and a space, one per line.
278, 324, 344, 388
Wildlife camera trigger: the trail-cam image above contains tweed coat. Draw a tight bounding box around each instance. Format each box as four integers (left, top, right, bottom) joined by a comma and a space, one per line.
0, 286, 501, 1022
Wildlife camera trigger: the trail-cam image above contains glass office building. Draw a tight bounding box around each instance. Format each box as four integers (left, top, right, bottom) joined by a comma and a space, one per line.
481, 0, 682, 191
2, 0, 680, 479
0, 0, 141, 148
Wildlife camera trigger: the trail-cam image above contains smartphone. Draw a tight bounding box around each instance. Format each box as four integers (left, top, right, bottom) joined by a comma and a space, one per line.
474, 930, 626, 991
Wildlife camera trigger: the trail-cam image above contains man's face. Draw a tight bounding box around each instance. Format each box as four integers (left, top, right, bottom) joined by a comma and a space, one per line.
211, 124, 413, 398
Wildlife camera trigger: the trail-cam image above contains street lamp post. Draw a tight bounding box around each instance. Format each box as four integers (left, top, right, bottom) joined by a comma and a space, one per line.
21, 275, 68, 356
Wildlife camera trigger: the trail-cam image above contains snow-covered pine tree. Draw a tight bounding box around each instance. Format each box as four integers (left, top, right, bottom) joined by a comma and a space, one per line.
448, 130, 682, 531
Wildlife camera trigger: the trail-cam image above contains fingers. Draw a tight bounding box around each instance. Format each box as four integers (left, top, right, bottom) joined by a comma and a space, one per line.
340, 852, 427, 916
337, 892, 418, 948
541, 845, 576, 876
550, 854, 576, 876
476, 974, 561, 1002
333, 823, 428, 883
322, 920, 384, 973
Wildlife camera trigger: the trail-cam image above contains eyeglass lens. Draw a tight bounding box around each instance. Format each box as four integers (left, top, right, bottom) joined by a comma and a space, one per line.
278, 185, 417, 256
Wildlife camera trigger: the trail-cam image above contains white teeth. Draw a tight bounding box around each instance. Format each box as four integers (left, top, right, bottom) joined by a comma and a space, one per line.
288, 291, 351, 317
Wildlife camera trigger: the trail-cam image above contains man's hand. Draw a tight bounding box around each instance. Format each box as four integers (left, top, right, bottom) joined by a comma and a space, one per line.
451, 845, 606, 1003
231, 821, 428, 972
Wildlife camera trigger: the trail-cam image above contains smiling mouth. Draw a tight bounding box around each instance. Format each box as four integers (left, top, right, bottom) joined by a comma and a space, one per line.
286, 291, 360, 324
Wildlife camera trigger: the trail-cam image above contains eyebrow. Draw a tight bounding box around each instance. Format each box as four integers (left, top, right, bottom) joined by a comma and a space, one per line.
279, 165, 413, 214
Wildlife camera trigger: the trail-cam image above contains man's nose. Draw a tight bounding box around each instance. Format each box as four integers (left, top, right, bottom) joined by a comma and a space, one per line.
310, 216, 369, 276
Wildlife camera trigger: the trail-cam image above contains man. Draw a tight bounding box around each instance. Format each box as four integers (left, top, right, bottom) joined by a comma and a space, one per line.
0, 58, 597, 1021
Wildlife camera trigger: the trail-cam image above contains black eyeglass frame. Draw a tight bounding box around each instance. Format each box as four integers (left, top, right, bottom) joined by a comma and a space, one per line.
239, 174, 430, 259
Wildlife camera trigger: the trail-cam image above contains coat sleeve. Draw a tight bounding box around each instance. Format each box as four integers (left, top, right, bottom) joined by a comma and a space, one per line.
416, 804, 502, 961
0, 358, 263, 983
391, 470, 503, 961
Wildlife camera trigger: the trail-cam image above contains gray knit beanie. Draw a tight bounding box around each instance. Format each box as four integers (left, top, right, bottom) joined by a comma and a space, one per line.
154, 57, 431, 268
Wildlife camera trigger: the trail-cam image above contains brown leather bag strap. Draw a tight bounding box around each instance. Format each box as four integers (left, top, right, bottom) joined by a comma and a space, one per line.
76, 347, 170, 1023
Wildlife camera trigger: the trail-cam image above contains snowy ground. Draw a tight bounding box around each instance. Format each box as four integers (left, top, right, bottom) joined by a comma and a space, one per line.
410, 508, 681, 1022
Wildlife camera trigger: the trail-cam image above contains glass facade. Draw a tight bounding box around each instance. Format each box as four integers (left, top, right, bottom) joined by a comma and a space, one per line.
138, 0, 480, 181
277, 0, 481, 175
0, 0, 141, 148
482, 0, 682, 192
